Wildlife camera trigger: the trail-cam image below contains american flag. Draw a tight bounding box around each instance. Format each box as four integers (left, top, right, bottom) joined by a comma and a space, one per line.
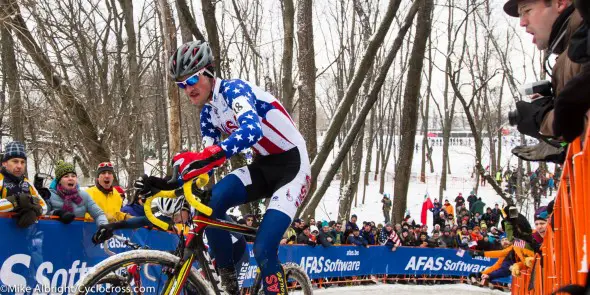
513, 238, 526, 249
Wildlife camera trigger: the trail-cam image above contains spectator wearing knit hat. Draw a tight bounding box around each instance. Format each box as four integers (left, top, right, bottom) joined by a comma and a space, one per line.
532, 207, 548, 251
85, 162, 129, 222
317, 221, 334, 247
47, 160, 107, 226
0, 141, 47, 228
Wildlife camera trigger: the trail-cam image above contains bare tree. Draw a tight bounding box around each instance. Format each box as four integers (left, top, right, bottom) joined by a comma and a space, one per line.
280, 0, 295, 113
306, 0, 403, 184
176, 0, 206, 41
299, 0, 422, 220
156, 0, 181, 158
0, 0, 110, 165
0, 17, 24, 142
201, 0, 222, 76
119, 0, 144, 182
296, 0, 317, 160
392, 0, 433, 224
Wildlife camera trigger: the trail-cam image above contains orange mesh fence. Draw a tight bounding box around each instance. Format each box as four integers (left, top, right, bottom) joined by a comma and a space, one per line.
511, 121, 590, 294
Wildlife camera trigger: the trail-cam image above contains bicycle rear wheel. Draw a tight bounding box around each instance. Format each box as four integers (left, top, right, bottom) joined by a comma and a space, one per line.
250, 263, 313, 295
73, 250, 214, 295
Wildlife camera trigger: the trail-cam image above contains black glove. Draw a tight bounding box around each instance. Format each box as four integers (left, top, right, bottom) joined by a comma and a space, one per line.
512, 97, 554, 139
52, 209, 76, 224
92, 224, 115, 245
134, 174, 152, 196
37, 188, 51, 201
512, 141, 566, 163
134, 175, 178, 198
470, 250, 484, 258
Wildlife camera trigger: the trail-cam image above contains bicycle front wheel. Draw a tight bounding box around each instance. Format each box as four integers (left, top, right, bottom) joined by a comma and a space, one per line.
73, 250, 214, 295
283, 263, 313, 295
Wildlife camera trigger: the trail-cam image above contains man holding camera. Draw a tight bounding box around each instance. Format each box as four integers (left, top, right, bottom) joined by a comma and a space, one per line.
505, 0, 590, 163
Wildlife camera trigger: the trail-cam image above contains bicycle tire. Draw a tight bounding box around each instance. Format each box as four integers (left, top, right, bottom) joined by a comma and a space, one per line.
73, 250, 214, 295
283, 263, 313, 295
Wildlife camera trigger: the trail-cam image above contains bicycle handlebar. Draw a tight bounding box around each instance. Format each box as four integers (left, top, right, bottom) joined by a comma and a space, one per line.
143, 172, 212, 231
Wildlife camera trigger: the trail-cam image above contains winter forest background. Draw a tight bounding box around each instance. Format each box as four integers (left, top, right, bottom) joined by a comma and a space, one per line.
0, 0, 549, 223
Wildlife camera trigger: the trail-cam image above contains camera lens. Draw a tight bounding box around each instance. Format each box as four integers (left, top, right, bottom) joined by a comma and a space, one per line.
508, 110, 519, 126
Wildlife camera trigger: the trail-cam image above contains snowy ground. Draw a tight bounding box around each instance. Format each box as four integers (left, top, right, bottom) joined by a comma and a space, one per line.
312, 134, 554, 225
314, 284, 509, 295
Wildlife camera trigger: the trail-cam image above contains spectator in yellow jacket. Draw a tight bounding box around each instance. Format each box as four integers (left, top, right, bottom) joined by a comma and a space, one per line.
85, 162, 129, 222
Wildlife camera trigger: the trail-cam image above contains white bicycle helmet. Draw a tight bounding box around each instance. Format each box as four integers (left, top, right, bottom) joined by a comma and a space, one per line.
154, 197, 186, 217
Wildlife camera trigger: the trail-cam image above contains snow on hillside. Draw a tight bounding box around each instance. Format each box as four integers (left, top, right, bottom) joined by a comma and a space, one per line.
314, 135, 554, 225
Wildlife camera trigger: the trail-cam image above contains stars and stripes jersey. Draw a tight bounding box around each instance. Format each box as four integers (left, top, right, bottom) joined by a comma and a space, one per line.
201, 78, 306, 158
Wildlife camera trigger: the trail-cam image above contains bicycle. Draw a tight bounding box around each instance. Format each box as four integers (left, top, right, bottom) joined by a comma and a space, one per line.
73, 171, 312, 295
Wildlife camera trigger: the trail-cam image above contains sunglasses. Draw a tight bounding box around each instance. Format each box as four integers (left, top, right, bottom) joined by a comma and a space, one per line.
97, 162, 113, 168
175, 68, 213, 89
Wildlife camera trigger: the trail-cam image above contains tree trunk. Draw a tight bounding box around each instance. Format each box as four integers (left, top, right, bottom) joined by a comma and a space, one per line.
176, 0, 205, 41
1, 23, 25, 142
201, 0, 222, 76
380, 97, 398, 193
496, 74, 506, 170
420, 36, 433, 183
296, 0, 317, 160
280, 0, 295, 113
339, 132, 363, 219
157, 0, 181, 158
392, 0, 433, 224
362, 109, 375, 203
176, 1, 194, 43
120, 0, 144, 182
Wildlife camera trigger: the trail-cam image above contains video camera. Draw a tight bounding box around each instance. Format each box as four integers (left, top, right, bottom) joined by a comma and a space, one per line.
507, 80, 554, 139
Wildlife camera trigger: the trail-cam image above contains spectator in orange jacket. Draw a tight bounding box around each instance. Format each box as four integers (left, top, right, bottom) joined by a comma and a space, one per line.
443, 199, 454, 216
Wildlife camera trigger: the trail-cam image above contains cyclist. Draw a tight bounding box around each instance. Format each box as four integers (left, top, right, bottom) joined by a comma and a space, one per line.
137, 40, 311, 295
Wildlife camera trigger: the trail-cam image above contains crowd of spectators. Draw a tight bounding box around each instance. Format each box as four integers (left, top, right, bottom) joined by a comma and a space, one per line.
0, 141, 134, 229
0, 139, 549, 257
267, 190, 549, 259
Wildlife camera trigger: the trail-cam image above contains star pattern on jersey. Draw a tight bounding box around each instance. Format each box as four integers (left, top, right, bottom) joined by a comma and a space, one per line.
200, 78, 296, 159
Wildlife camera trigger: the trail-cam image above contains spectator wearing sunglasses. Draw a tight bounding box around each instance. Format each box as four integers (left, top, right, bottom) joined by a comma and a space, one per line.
85, 162, 130, 222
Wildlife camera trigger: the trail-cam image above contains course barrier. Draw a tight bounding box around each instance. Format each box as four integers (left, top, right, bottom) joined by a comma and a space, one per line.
0, 217, 510, 293
511, 117, 590, 294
